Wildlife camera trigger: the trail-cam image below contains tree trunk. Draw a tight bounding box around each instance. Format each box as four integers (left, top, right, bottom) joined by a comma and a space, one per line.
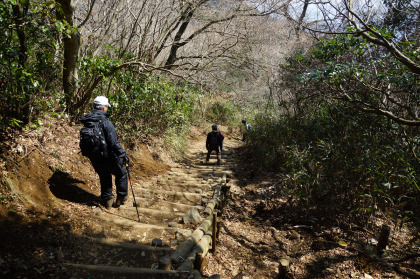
56, 0, 80, 114
296, 0, 310, 39
165, 9, 194, 66
12, 2, 30, 123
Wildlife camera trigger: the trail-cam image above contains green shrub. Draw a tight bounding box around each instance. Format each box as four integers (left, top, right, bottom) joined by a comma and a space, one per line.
246, 103, 419, 224
206, 99, 239, 126
94, 74, 201, 142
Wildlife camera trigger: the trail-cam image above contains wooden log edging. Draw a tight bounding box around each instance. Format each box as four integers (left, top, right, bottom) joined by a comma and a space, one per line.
161, 215, 213, 268
177, 228, 213, 272
160, 172, 229, 275
203, 174, 226, 216
203, 185, 222, 215
174, 216, 213, 263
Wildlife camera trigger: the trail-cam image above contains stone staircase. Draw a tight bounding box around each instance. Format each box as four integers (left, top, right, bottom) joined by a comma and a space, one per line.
64, 139, 240, 278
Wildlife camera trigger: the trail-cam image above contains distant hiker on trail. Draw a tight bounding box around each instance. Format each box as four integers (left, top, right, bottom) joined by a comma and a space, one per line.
242, 119, 252, 141
80, 96, 129, 209
206, 124, 223, 165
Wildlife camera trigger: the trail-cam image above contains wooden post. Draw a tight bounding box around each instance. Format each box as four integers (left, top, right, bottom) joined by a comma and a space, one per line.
201, 256, 209, 273
159, 256, 172, 270
194, 252, 209, 273
221, 183, 231, 196
277, 258, 289, 278
212, 212, 217, 253
216, 217, 222, 239
194, 252, 203, 270
377, 224, 391, 256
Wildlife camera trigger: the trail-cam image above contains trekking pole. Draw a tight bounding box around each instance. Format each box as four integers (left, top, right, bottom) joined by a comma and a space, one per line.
126, 164, 141, 222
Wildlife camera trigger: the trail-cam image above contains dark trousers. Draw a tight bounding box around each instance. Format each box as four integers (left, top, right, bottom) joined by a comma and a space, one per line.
206, 147, 221, 164
90, 157, 128, 200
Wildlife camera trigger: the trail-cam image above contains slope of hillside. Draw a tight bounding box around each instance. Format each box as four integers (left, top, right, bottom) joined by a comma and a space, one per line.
0, 115, 172, 277
0, 116, 418, 279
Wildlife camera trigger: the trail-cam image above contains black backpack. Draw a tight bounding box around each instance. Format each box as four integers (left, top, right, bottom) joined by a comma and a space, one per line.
79, 120, 108, 159
208, 132, 219, 149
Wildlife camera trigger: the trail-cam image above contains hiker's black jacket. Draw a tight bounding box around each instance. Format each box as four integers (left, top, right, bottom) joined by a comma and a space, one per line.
81, 109, 126, 159
206, 131, 223, 150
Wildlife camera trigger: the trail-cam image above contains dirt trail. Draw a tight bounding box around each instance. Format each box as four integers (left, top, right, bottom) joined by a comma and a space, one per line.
0, 119, 418, 279
0, 118, 242, 278
60, 133, 242, 278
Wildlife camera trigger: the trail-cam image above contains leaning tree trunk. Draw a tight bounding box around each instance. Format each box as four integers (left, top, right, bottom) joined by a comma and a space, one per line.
12, 2, 30, 124
164, 7, 194, 66
296, 0, 310, 39
56, 0, 80, 115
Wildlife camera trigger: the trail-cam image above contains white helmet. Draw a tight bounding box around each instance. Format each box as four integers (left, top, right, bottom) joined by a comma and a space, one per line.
93, 96, 111, 108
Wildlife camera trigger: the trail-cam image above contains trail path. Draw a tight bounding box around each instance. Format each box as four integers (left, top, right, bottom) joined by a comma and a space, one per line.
1, 120, 417, 279
1, 118, 417, 279
65, 137, 243, 278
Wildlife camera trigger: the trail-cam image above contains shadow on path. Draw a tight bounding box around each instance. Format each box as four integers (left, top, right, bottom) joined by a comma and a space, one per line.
48, 170, 98, 205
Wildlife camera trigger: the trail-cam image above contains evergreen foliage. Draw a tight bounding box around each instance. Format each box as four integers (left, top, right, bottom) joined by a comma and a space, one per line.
245, 29, 419, 225
206, 98, 240, 127
0, 0, 60, 126
107, 74, 200, 142
248, 103, 419, 224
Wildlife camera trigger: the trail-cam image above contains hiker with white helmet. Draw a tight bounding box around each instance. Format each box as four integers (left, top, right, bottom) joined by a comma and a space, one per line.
80, 96, 129, 209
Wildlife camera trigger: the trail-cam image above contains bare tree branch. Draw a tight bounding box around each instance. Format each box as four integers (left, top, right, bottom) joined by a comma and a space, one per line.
77, 0, 96, 28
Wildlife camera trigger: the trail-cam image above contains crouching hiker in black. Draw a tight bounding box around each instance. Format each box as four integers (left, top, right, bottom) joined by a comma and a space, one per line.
206, 124, 223, 165
80, 96, 129, 209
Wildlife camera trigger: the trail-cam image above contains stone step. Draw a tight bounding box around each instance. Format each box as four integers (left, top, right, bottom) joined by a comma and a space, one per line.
136, 188, 206, 204
165, 169, 225, 178
94, 214, 178, 245
156, 179, 214, 186
83, 236, 173, 251
188, 165, 224, 170
116, 206, 184, 226
186, 167, 234, 177
155, 178, 217, 187
95, 214, 177, 230
74, 140, 240, 279
166, 171, 211, 178
133, 197, 197, 212
153, 182, 212, 193
68, 236, 173, 269
157, 175, 205, 181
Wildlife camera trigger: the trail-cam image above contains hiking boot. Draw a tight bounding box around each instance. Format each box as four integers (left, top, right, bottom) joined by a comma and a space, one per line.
115, 195, 128, 207
103, 198, 113, 209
